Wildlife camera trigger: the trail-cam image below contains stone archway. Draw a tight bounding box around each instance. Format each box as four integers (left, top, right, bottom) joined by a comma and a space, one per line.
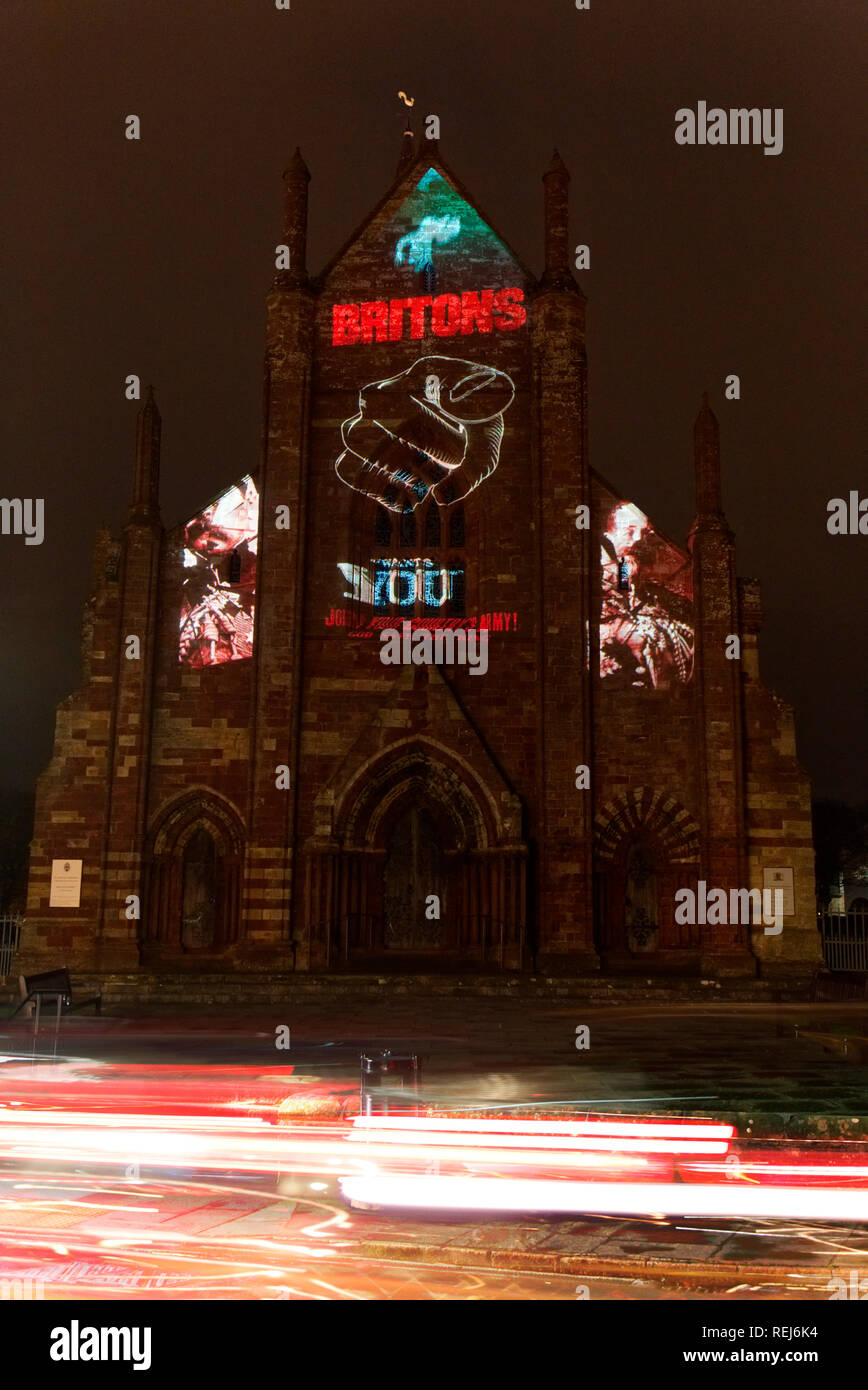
143, 790, 245, 962
302, 739, 527, 970
593, 787, 701, 963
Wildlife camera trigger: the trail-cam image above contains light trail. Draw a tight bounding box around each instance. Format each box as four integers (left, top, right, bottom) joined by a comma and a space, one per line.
348, 1120, 732, 1154
338, 1175, 868, 1222
351, 1116, 734, 1139
2, 1058, 868, 1247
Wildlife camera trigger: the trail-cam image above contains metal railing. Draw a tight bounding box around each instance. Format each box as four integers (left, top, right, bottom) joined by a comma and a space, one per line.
0, 915, 22, 983
819, 912, 868, 973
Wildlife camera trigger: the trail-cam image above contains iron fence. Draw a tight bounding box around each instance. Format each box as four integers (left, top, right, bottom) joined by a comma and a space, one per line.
818, 911, 868, 973
0, 915, 23, 983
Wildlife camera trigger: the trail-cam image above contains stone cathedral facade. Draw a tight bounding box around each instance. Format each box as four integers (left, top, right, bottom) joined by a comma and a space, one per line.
22, 134, 819, 981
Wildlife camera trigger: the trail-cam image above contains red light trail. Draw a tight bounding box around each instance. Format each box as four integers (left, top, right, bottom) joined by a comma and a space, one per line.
1, 1057, 868, 1301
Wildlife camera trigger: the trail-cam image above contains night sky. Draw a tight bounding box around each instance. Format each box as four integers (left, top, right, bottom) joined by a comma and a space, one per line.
2, 0, 865, 801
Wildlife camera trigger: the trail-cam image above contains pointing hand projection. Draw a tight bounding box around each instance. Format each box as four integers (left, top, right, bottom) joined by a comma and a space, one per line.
335, 355, 514, 513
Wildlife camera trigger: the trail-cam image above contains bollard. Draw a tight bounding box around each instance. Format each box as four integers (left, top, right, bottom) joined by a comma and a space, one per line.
359, 1050, 420, 1117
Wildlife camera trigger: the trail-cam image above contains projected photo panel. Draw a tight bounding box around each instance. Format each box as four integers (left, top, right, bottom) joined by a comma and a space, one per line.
179, 475, 259, 667
600, 500, 694, 689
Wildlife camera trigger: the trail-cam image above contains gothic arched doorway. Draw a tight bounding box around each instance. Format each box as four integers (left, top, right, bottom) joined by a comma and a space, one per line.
624, 840, 659, 954
593, 787, 701, 969
143, 793, 244, 962
181, 827, 218, 949
383, 806, 445, 950
303, 739, 528, 970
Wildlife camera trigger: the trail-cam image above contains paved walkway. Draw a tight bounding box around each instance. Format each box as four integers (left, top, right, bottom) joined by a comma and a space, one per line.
1, 1175, 865, 1296
345, 1207, 868, 1290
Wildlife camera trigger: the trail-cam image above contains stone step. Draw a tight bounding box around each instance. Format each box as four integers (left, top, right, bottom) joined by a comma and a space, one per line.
0, 970, 799, 1011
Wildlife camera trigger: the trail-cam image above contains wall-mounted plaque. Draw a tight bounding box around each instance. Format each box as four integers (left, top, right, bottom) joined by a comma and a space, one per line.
763, 866, 794, 916
49, 859, 82, 909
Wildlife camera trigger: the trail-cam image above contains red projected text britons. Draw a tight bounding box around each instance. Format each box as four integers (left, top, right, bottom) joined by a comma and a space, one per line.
332, 287, 526, 345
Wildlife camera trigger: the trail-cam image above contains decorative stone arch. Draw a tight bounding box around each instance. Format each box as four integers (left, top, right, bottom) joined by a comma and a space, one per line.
303, 738, 526, 969
593, 787, 701, 956
594, 787, 700, 866
143, 789, 245, 955
150, 788, 245, 858
336, 737, 506, 854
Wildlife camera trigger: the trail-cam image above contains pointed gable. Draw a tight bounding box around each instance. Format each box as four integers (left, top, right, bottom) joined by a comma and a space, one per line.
319, 155, 533, 289
387, 165, 515, 282
317, 155, 534, 352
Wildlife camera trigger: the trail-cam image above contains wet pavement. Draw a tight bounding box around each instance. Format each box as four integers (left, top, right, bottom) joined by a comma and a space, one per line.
7, 998, 868, 1131
4, 998, 868, 1299
0, 1172, 863, 1300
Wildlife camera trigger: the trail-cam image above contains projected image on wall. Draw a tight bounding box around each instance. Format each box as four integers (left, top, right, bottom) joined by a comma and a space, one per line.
179, 475, 259, 667
335, 355, 514, 513
395, 213, 461, 276
600, 501, 694, 689
390, 167, 500, 290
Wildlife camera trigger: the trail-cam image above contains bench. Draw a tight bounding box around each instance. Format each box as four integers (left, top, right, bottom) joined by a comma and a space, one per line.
12, 968, 102, 1020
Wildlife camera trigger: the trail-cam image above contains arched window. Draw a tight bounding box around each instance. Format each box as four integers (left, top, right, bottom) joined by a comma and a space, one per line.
366, 496, 468, 621
450, 569, 466, 617
400, 509, 416, 548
